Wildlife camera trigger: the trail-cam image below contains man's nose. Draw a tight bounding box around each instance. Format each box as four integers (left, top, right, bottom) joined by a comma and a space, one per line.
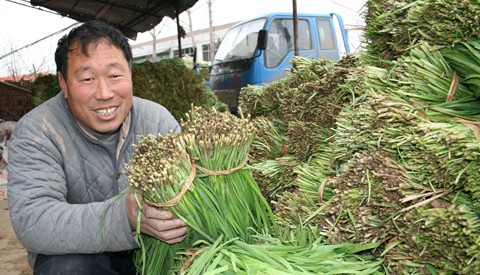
95, 78, 114, 100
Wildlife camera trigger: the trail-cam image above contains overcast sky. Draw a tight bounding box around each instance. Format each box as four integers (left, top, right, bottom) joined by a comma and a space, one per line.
0, 0, 367, 77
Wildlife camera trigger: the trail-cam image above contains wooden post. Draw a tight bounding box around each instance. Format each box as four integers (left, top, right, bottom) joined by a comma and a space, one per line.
176, 0, 183, 58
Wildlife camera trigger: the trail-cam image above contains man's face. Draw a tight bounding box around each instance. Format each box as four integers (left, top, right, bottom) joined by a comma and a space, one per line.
58, 40, 133, 134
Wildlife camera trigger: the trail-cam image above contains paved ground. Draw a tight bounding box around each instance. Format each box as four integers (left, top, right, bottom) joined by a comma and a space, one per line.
0, 169, 32, 275
1, 127, 31, 274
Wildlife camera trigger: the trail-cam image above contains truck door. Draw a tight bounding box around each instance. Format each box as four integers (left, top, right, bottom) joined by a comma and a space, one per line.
314, 17, 341, 61
261, 17, 316, 84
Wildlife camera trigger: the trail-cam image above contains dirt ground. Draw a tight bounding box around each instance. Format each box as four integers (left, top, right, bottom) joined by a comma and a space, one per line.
0, 173, 32, 275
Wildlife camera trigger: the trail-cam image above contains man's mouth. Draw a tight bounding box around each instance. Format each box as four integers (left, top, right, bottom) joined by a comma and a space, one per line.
95, 107, 117, 116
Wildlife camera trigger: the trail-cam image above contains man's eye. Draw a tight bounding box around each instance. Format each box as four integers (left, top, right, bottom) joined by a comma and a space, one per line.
111, 74, 121, 79
82, 78, 93, 82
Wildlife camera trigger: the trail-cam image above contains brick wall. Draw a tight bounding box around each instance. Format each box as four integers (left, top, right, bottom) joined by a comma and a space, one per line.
0, 81, 34, 121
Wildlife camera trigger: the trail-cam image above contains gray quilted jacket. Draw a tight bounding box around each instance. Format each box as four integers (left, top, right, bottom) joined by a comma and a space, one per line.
7, 92, 179, 266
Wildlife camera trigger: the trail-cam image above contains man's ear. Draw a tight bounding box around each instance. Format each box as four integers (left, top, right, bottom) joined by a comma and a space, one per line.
58, 72, 68, 99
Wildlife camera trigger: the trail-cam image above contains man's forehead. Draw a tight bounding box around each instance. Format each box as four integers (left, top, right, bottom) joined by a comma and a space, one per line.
68, 39, 111, 56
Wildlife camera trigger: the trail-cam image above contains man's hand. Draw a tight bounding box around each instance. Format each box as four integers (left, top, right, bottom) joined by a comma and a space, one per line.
126, 191, 187, 244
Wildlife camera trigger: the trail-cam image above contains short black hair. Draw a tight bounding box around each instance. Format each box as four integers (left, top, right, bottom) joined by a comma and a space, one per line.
55, 20, 133, 77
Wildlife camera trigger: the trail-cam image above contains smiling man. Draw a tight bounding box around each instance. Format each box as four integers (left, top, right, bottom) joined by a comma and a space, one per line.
7, 21, 187, 274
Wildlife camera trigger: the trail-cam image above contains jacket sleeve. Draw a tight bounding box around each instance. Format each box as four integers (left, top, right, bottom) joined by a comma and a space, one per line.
7, 119, 138, 255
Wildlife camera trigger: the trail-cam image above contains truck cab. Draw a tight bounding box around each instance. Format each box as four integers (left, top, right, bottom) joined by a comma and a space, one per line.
209, 12, 350, 114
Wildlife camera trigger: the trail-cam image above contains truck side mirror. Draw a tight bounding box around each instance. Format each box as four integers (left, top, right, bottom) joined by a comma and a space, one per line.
256, 29, 267, 51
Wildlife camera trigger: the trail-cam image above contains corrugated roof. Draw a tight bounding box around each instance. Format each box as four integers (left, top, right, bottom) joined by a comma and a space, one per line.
30, 0, 199, 39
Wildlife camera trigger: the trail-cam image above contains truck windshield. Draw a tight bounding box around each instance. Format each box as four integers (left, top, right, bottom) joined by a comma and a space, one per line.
213, 18, 267, 64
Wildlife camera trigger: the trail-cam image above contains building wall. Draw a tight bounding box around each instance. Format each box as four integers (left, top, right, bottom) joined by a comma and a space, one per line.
131, 22, 238, 64
0, 81, 34, 121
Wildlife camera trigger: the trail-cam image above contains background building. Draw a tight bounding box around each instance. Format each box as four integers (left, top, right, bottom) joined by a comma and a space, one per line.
131, 22, 238, 65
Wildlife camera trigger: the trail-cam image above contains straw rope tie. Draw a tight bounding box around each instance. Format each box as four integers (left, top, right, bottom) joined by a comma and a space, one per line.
446, 71, 459, 102
144, 162, 197, 207
458, 119, 480, 140
195, 157, 249, 176
318, 176, 331, 203
179, 246, 209, 274
144, 156, 249, 207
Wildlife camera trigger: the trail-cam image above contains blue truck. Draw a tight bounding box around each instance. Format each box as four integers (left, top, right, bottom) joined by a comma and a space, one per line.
209, 12, 351, 113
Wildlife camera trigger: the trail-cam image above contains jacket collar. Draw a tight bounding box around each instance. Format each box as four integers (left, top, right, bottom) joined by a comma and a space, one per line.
59, 92, 132, 159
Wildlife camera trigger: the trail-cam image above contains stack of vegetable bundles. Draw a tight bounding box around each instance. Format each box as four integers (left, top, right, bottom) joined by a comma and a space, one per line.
125, 106, 277, 274
125, 106, 384, 274
238, 0, 480, 273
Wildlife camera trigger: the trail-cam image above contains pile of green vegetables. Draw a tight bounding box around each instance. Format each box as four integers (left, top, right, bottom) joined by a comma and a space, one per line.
126, 105, 384, 274
363, 0, 480, 63
131, 58, 227, 120
237, 0, 480, 273
241, 55, 364, 201
181, 235, 383, 274
122, 0, 480, 273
